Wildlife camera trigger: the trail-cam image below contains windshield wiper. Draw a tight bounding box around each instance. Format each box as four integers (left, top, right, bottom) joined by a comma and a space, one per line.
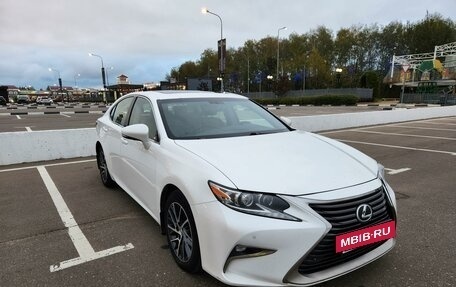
249, 130, 288, 136
249, 131, 269, 136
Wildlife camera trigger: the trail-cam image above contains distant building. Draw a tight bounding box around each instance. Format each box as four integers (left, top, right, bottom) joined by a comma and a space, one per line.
0, 85, 20, 102
160, 81, 186, 90
187, 78, 213, 91
47, 85, 74, 92
144, 82, 160, 90
117, 74, 130, 84
107, 74, 143, 100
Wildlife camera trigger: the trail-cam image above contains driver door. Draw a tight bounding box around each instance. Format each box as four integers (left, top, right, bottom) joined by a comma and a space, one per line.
118, 96, 160, 217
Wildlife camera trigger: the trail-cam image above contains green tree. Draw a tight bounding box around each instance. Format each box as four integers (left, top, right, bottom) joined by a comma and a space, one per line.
407, 13, 456, 54
199, 49, 218, 77
360, 71, 380, 99
166, 14, 456, 97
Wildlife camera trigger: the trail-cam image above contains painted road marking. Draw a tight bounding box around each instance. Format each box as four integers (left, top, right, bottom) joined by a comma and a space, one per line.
384, 125, 456, 132
61, 113, 71, 118
335, 139, 456, 156
417, 121, 456, 126
0, 159, 96, 173
351, 130, 456, 141
16, 115, 22, 119
385, 168, 411, 175
25, 127, 32, 132
0, 111, 105, 116
36, 166, 134, 272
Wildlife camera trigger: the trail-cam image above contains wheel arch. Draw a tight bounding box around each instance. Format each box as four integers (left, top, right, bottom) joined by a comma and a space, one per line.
160, 183, 182, 234
95, 141, 103, 168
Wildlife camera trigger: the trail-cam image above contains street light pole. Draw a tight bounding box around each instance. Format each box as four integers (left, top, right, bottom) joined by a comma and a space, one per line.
202, 8, 224, 92
276, 26, 287, 83
302, 66, 306, 93
335, 68, 343, 88
247, 56, 250, 94
89, 52, 107, 103
74, 73, 81, 88
267, 75, 273, 91
106, 66, 114, 86
49, 67, 63, 102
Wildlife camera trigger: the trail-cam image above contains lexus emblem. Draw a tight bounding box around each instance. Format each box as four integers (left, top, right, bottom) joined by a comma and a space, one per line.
356, 204, 373, 222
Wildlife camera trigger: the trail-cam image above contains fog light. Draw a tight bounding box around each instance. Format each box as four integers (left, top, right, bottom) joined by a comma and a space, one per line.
223, 245, 276, 272
235, 245, 247, 252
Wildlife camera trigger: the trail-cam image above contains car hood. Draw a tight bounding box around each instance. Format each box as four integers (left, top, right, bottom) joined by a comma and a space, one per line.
175, 131, 378, 195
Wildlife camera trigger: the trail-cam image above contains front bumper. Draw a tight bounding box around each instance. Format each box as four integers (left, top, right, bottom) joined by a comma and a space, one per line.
192, 179, 397, 286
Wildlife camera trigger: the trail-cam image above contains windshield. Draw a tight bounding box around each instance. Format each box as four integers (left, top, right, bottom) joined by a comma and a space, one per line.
158, 98, 290, 139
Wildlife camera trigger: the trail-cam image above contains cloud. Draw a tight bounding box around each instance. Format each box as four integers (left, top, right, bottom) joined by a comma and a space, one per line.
1, 0, 455, 89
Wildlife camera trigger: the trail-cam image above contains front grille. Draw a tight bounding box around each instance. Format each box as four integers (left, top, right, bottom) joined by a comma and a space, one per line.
298, 187, 395, 275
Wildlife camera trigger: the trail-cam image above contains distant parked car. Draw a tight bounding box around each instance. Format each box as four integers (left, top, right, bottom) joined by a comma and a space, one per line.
16, 95, 30, 104
0, 96, 6, 106
36, 96, 53, 105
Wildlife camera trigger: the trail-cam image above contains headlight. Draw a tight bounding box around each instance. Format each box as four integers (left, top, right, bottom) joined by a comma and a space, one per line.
378, 163, 385, 179
208, 181, 300, 221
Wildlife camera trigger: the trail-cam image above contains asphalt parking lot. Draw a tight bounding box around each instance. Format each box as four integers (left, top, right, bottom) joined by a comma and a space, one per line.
0, 103, 425, 132
0, 116, 455, 286
0, 104, 106, 132
0, 113, 102, 132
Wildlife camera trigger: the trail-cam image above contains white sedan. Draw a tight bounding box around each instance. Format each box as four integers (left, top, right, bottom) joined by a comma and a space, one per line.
95, 91, 397, 286
36, 96, 53, 105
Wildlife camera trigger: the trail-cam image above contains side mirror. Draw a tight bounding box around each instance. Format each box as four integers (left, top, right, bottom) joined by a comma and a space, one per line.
121, 124, 151, 150
280, 116, 292, 126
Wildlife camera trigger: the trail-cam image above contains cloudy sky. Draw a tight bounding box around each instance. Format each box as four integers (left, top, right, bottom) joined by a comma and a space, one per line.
1, 0, 455, 90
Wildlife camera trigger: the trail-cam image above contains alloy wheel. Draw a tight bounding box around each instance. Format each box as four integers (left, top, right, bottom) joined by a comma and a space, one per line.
167, 202, 193, 263
97, 149, 109, 183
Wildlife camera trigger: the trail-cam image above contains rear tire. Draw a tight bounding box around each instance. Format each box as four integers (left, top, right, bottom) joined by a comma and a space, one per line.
96, 147, 116, 188
164, 191, 202, 273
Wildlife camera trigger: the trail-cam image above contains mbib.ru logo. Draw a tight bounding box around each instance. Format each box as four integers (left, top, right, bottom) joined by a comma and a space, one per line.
336, 221, 396, 253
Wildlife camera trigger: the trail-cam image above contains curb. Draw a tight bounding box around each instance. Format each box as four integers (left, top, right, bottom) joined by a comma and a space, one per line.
290, 105, 456, 132
1, 106, 455, 166
0, 128, 97, 166
0, 111, 105, 116
1, 104, 106, 110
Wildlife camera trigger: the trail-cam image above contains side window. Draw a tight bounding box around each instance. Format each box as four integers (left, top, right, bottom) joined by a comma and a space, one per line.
111, 97, 134, 127
109, 105, 117, 120
129, 97, 158, 140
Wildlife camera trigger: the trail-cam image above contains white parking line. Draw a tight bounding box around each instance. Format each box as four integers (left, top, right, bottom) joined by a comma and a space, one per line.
335, 139, 456, 156
385, 125, 456, 132
61, 113, 71, 118
351, 130, 456, 141
385, 168, 411, 175
416, 121, 456, 126
36, 166, 134, 272
25, 126, 32, 132
0, 159, 96, 173
320, 122, 456, 135
16, 115, 22, 119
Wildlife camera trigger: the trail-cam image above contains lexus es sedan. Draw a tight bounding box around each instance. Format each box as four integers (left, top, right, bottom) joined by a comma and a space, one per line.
95, 91, 397, 286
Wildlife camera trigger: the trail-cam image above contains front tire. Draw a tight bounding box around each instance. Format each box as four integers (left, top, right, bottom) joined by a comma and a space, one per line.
96, 147, 116, 188
165, 191, 201, 273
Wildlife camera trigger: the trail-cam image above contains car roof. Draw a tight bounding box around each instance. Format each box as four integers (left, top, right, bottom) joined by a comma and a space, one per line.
125, 91, 247, 101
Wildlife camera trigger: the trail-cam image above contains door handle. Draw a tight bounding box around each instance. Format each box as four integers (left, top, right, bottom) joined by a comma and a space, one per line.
102, 126, 109, 132
121, 138, 129, 145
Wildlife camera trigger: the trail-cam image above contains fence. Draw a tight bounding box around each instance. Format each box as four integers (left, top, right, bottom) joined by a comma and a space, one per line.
402, 93, 456, 105
244, 88, 373, 101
